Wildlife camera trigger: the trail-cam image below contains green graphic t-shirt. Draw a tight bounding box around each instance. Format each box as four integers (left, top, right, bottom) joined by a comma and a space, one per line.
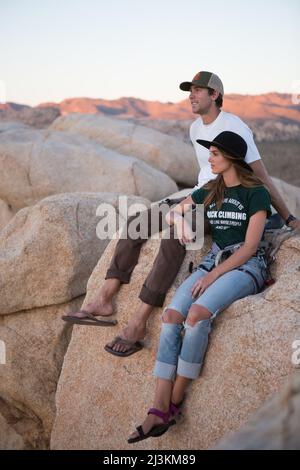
191, 184, 272, 249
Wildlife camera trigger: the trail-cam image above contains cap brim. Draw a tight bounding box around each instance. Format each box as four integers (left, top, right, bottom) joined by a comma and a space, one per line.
196, 139, 253, 173
179, 81, 192, 91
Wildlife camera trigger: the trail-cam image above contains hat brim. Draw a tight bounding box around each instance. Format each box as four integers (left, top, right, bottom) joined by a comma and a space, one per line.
179, 81, 193, 91
196, 139, 253, 173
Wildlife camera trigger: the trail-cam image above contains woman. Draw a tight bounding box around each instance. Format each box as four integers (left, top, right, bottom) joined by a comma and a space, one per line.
128, 131, 271, 444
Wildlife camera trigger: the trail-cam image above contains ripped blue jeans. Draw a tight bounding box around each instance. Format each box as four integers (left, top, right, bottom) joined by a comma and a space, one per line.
153, 243, 267, 380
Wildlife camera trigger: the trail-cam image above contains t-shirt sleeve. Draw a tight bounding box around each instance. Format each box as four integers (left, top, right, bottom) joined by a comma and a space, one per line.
191, 187, 208, 204
243, 126, 261, 164
229, 117, 261, 164
248, 186, 272, 219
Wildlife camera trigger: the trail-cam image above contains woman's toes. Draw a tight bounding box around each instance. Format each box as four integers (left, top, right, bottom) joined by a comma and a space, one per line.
128, 430, 138, 440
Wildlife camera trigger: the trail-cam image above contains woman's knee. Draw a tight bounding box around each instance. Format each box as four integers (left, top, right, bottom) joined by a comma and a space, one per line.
186, 304, 212, 326
162, 308, 184, 324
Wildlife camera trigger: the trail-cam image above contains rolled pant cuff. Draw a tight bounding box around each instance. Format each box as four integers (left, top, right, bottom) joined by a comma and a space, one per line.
153, 360, 177, 381
105, 268, 131, 284
139, 284, 166, 307
177, 357, 202, 379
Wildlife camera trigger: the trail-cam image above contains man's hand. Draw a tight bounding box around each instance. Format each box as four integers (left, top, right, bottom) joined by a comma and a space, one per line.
175, 218, 195, 245
191, 270, 220, 298
288, 218, 300, 230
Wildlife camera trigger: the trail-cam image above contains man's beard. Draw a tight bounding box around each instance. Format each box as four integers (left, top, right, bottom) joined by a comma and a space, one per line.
192, 102, 211, 115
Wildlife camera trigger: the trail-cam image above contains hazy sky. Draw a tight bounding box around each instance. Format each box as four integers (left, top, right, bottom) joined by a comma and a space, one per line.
1, 0, 299, 105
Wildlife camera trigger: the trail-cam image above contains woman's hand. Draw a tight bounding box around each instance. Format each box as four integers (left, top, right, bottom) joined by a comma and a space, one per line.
191, 269, 220, 298
174, 218, 195, 245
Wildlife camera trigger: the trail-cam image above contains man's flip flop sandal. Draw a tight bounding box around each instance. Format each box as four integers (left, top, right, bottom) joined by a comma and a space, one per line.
61, 310, 117, 326
104, 336, 143, 357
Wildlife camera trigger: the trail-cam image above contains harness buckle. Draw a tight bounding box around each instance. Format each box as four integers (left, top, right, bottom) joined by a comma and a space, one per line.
214, 242, 244, 267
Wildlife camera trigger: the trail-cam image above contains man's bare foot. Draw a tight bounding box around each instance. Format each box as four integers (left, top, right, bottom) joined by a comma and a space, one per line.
67, 298, 114, 319
67, 279, 121, 319
106, 320, 146, 353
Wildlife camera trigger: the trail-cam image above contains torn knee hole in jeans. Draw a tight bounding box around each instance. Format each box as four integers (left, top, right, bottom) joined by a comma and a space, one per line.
184, 319, 212, 330
162, 307, 184, 324
186, 305, 214, 327
185, 311, 215, 328
185, 318, 201, 328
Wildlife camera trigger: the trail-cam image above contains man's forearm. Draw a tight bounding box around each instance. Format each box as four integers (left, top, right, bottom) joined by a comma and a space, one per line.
263, 176, 290, 221
250, 160, 290, 220
166, 211, 182, 226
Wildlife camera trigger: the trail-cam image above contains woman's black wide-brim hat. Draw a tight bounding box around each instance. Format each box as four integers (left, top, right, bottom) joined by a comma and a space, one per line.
196, 131, 254, 172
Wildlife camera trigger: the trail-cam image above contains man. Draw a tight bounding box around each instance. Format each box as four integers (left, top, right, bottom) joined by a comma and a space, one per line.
63, 71, 300, 356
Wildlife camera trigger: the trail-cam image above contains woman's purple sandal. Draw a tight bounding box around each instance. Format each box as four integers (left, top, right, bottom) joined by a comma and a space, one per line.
169, 397, 185, 419
127, 408, 176, 444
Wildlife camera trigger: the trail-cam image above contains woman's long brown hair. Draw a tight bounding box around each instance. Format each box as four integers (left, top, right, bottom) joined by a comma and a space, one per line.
203, 151, 266, 210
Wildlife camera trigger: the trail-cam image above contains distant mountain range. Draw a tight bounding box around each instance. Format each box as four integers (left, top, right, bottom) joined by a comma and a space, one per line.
1, 93, 299, 185
1, 92, 300, 123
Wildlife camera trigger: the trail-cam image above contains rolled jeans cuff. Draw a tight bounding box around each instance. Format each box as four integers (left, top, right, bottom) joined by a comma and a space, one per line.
139, 284, 166, 307
105, 268, 131, 284
153, 360, 177, 381
177, 357, 203, 379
